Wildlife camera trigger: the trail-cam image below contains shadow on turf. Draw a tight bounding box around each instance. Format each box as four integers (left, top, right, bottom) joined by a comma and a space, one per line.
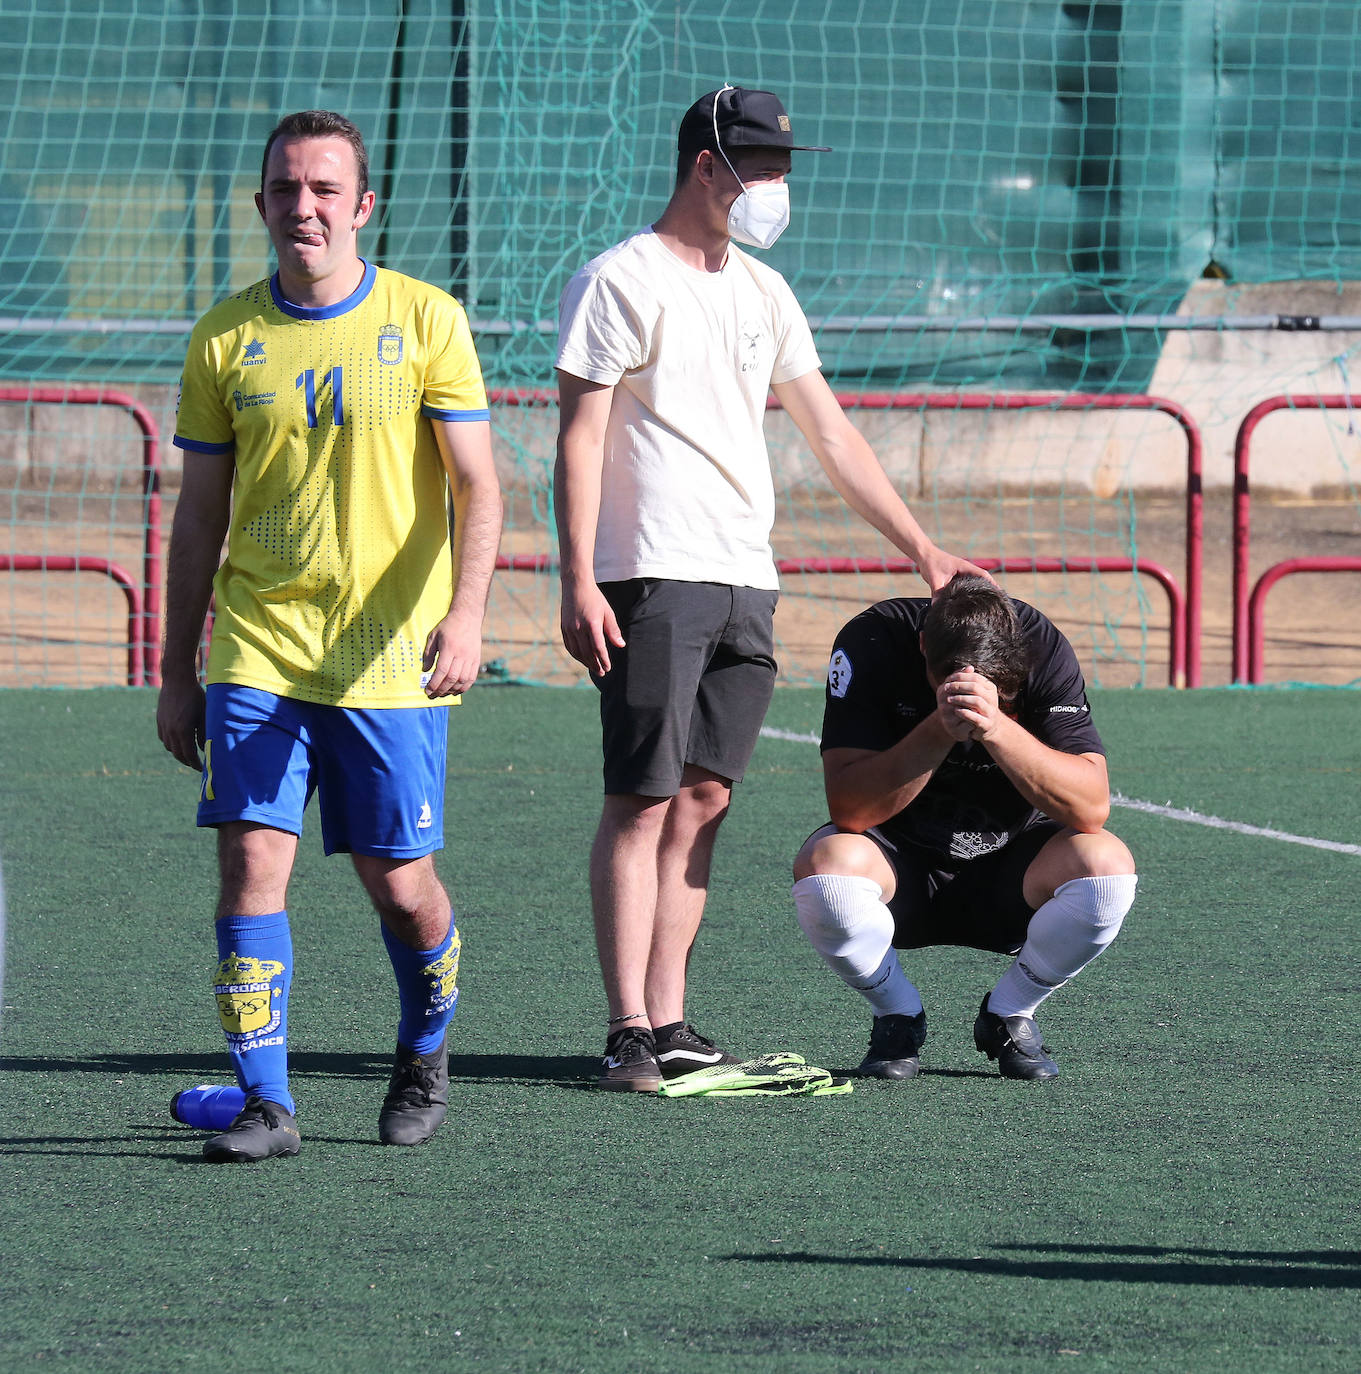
0, 1050, 599, 1087
721, 1245, 1361, 1289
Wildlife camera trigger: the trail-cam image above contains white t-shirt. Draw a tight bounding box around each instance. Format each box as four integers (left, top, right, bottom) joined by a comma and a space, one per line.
556, 228, 821, 590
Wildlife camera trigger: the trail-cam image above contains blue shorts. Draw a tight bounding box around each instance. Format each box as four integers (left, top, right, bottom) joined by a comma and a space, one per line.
198, 685, 449, 858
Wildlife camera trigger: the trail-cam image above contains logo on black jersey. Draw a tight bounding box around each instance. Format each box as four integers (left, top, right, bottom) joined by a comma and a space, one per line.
828, 648, 853, 698
378, 324, 404, 365
242, 339, 266, 366
1049, 703, 1088, 715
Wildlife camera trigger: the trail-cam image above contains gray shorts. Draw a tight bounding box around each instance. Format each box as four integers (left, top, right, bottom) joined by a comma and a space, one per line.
596, 579, 779, 796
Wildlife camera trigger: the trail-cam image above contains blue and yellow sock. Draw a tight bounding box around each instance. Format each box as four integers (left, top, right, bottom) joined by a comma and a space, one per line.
213, 911, 294, 1115
381, 919, 460, 1055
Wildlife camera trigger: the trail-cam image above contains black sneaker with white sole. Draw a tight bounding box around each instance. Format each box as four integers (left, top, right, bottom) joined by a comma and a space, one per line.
598, 1026, 662, 1092
652, 1022, 740, 1081
857, 1010, 928, 1079
973, 995, 1059, 1080
202, 1095, 301, 1163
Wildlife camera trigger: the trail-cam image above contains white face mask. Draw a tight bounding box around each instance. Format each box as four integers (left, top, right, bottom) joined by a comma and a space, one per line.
726, 180, 790, 249
711, 82, 791, 250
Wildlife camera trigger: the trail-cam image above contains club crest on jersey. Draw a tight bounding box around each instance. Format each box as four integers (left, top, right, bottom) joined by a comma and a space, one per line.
378, 323, 404, 365
242, 339, 266, 366
828, 648, 853, 698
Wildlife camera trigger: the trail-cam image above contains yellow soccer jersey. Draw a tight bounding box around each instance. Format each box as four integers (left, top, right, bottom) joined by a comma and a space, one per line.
174, 262, 490, 707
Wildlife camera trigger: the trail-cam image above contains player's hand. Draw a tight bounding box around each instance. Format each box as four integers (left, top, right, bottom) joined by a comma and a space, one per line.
560, 579, 625, 676
936, 667, 1004, 742
916, 546, 997, 595
157, 676, 207, 770
423, 613, 482, 697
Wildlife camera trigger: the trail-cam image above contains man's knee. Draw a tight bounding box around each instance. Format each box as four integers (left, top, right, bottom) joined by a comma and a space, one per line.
216, 822, 297, 915
1025, 827, 1135, 906
674, 767, 733, 828
792, 828, 890, 885
353, 853, 447, 923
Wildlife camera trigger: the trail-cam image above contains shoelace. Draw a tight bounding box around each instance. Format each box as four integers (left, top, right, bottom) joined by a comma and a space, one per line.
868, 1014, 917, 1054
391, 1059, 442, 1104
606, 1027, 656, 1061
240, 1095, 283, 1129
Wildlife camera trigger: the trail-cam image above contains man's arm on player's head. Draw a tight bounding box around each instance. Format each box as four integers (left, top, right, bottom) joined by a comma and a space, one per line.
771, 369, 993, 593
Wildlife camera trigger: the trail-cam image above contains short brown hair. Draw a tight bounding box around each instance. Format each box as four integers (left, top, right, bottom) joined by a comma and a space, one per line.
260, 110, 370, 203
920, 575, 1030, 698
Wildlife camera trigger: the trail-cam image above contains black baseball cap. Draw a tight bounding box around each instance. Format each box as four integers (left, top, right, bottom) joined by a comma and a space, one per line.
677, 86, 832, 157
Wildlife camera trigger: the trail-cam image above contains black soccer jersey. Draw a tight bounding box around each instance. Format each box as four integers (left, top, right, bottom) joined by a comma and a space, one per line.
820, 597, 1105, 862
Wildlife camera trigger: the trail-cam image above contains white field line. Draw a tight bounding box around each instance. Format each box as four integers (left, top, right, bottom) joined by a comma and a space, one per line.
758, 726, 1361, 856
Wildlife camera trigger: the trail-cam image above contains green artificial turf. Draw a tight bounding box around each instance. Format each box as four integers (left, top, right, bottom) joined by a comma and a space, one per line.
1, 686, 1358, 1371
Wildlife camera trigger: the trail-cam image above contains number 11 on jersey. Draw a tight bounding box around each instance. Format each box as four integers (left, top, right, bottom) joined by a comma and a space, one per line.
295, 367, 344, 428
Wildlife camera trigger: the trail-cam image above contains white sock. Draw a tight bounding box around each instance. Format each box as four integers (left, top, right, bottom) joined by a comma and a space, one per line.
792, 874, 924, 1018
987, 873, 1138, 1019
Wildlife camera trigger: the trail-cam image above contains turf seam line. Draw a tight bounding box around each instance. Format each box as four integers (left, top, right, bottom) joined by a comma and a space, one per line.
758, 727, 1361, 856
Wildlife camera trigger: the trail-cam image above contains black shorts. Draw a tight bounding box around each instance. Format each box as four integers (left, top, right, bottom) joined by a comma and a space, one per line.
870, 821, 1064, 955
596, 579, 779, 796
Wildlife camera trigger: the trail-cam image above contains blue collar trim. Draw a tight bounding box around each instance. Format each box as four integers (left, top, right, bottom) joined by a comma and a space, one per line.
270, 260, 377, 320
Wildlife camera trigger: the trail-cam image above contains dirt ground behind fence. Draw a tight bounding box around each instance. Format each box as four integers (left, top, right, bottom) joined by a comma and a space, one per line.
6, 485, 1359, 691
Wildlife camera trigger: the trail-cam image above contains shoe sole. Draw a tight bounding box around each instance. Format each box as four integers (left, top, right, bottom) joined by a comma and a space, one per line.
203, 1142, 300, 1163
997, 1060, 1059, 1081
856, 1057, 921, 1080
379, 1110, 448, 1145
975, 1041, 1059, 1080
596, 1075, 662, 1092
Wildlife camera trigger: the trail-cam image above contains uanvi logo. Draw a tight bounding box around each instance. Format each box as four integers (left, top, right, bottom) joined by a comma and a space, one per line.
242, 339, 267, 365
1049, 703, 1088, 714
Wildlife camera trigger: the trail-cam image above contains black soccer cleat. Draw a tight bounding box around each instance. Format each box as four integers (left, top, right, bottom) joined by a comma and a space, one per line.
379, 1035, 450, 1146
653, 1022, 741, 1081
202, 1095, 301, 1163
973, 995, 1059, 1080
857, 1010, 928, 1079
598, 1026, 663, 1092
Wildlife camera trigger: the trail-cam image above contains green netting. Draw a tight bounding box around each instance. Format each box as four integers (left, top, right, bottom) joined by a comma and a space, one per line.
3, 1, 1361, 690
6, 0, 1361, 386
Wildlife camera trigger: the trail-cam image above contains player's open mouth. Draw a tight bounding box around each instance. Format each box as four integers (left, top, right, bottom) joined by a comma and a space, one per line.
292, 233, 324, 246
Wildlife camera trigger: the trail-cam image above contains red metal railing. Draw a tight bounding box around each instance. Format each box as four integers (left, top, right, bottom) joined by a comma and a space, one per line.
492, 388, 1204, 688
1232, 395, 1361, 683
1, 385, 1200, 688
0, 554, 145, 685
1246, 557, 1361, 684
0, 386, 163, 685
